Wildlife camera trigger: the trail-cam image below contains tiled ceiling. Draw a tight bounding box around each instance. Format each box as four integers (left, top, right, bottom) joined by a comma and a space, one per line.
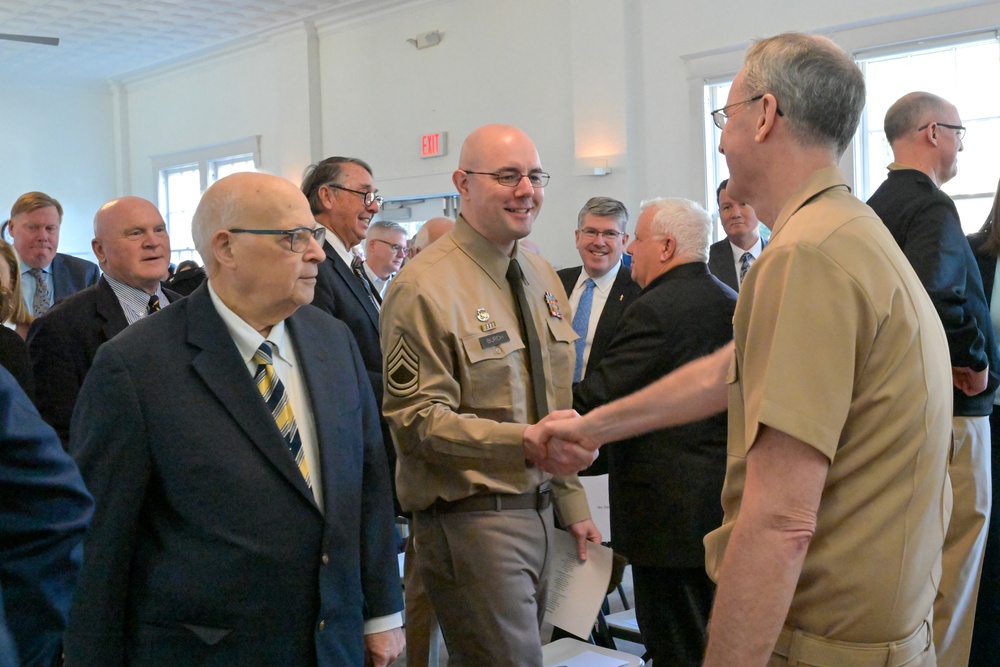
0, 0, 409, 84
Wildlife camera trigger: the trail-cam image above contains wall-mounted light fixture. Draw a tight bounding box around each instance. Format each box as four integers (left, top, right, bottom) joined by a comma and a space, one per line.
407, 31, 443, 49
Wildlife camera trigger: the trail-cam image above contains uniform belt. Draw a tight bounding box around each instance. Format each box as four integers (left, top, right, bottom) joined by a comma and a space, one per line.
429, 487, 551, 514
773, 619, 931, 667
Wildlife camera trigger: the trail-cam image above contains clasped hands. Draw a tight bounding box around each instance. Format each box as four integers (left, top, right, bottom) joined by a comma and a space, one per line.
523, 409, 600, 475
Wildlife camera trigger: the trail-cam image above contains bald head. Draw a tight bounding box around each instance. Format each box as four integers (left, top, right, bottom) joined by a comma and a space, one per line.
453, 124, 545, 253
193, 172, 324, 334
412, 217, 454, 254
91, 196, 170, 293
883, 91, 964, 186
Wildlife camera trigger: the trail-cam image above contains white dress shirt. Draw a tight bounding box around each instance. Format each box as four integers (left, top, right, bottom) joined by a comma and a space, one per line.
568, 261, 622, 379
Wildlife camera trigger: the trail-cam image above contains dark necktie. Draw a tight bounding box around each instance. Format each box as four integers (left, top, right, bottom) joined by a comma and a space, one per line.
351, 255, 382, 311
253, 342, 311, 487
740, 251, 754, 284
505, 258, 549, 422
147, 294, 161, 315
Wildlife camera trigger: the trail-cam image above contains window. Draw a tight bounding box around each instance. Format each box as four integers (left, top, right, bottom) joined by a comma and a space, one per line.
856, 35, 1000, 233
153, 137, 260, 266
703, 33, 1000, 237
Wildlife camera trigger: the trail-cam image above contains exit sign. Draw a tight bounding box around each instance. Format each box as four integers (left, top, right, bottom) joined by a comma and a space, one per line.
421, 132, 447, 158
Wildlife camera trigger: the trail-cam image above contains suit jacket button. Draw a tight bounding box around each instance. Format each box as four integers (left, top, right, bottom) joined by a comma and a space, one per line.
319, 620, 326, 631
321, 553, 330, 565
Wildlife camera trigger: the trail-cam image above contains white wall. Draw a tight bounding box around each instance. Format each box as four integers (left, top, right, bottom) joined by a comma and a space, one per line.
6, 0, 999, 268
0, 82, 115, 257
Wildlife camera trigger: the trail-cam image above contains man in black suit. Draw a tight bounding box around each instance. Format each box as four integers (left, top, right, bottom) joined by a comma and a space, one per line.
558, 196, 640, 475
300, 158, 401, 510
28, 196, 178, 446
707, 179, 765, 292
574, 197, 736, 666
64, 173, 404, 667
7, 192, 99, 316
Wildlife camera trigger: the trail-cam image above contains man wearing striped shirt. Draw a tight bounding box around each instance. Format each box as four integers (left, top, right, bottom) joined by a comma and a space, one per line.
27, 196, 178, 445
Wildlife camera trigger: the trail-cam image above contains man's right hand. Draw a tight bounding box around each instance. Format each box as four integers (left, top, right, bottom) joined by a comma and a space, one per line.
523, 410, 597, 475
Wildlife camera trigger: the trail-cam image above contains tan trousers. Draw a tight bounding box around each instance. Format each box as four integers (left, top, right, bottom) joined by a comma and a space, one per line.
934, 415, 992, 666
403, 531, 441, 667
413, 505, 554, 667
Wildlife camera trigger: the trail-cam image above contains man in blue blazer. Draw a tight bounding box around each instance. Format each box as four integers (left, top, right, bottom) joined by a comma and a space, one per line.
64, 173, 404, 667
301, 157, 401, 513
0, 366, 92, 667
8, 192, 99, 315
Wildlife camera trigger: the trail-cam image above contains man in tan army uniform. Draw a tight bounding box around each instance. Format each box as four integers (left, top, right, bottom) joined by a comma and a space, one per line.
534, 34, 951, 666
380, 124, 600, 667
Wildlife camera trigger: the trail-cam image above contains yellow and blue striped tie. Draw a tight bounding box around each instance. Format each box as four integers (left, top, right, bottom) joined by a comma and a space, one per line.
253, 342, 311, 487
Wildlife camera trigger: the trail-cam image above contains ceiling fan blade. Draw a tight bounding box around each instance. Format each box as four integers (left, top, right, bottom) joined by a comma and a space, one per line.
0, 33, 59, 46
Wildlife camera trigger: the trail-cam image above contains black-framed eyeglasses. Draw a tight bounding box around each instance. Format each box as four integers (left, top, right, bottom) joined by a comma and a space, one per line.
228, 226, 326, 253
372, 238, 406, 255
580, 228, 624, 241
710, 94, 784, 130
917, 122, 966, 142
327, 183, 384, 208
460, 169, 550, 188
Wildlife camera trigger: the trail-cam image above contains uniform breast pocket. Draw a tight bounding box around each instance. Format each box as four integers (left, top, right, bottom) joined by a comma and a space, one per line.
546, 317, 577, 388
460, 329, 526, 407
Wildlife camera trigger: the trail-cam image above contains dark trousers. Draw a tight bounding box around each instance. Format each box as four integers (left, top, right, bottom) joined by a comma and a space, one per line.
969, 408, 1000, 665
632, 564, 715, 667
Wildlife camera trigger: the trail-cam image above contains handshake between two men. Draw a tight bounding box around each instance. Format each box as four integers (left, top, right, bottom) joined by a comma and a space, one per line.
523, 410, 605, 476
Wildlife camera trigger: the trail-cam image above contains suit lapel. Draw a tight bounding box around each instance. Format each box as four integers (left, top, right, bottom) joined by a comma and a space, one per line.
326, 243, 379, 328
186, 287, 319, 510
95, 278, 129, 342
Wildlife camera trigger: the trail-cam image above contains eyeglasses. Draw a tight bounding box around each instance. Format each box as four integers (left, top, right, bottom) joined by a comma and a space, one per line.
917, 122, 966, 142
710, 94, 784, 130
327, 183, 384, 208
372, 238, 406, 255
460, 169, 550, 188
228, 226, 326, 253
580, 228, 624, 241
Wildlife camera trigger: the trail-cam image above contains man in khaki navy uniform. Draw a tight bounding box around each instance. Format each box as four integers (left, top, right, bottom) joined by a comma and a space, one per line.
380, 124, 599, 667
534, 34, 951, 667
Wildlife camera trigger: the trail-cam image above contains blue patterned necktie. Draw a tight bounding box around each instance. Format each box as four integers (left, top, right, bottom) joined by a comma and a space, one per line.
29, 267, 52, 317
740, 251, 754, 284
572, 278, 596, 383
253, 342, 311, 487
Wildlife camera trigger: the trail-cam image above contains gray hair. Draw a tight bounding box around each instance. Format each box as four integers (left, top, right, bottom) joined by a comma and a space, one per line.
576, 196, 629, 233
639, 198, 711, 263
368, 220, 408, 237
742, 33, 865, 157
301, 156, 373, 215
884, 92, 950, 145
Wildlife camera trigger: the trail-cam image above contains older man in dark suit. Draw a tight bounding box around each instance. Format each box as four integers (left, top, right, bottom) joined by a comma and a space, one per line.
299, 158, 402, 512
64, 173, 404, 667
7, 192, 99, 316
574, 197, 736, 666
28, 196, 178, 446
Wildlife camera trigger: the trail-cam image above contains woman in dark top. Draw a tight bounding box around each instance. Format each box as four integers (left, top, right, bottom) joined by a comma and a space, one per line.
0, 242, 34, 399
967, 177, 1000, 665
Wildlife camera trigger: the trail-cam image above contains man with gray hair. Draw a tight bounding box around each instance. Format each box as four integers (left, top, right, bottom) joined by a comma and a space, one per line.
362, 220, 407, 300
530, 33, 950, 666
573, 197, 735, 665
868, 91, 998, 666
65, 172, 404, 667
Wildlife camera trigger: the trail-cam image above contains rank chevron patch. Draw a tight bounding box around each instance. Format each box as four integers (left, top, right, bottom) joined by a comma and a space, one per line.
387, 335, 419, 397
